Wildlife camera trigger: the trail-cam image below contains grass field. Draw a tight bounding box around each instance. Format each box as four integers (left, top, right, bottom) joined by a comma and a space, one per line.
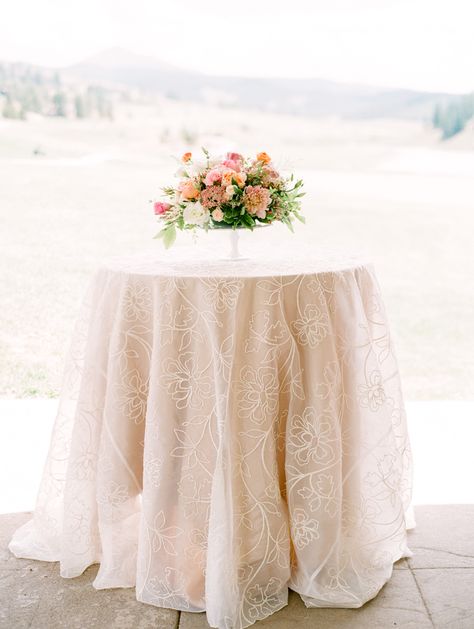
1, 100, 473, 399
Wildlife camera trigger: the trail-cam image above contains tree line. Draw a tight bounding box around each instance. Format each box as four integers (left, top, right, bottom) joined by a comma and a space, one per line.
0, 63, 115, 120
432, 94, 474, 140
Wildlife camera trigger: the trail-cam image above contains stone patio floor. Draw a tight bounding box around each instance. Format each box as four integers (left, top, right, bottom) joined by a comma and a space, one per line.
1, 400, 473, 628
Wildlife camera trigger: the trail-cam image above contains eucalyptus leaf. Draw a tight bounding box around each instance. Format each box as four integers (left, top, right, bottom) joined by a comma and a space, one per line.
283, 216, 295, 233
154, 224, 177, 248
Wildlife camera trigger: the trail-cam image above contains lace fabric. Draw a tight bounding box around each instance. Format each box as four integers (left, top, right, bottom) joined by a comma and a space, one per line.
9, 248, 414, 629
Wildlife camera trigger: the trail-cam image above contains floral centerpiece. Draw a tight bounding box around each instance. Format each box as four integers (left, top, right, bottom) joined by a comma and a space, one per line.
153, 148, 305, 248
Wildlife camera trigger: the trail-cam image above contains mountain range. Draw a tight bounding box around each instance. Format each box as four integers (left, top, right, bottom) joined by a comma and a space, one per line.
65, 48, 461, 120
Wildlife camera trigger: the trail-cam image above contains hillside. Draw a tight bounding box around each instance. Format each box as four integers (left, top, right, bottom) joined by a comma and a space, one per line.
66, 48, 459, 120
1, 49, 472, 131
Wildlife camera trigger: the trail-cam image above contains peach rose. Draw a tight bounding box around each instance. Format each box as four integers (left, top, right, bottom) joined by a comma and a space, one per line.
256, 151, 271, 164
180, 180, 200, 200
182, 152, 192, 163
221, 169, 234, 187
211, 208, 224, 222
234, 172, 247, 187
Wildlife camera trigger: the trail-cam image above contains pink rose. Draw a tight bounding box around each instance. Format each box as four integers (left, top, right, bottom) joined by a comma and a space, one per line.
222, 159, 241, 172
154, 201, 171, 215
256, 207, 267, 219
212, 208, 224, 222
204, 169, 222, 187
226, 152, 243, 162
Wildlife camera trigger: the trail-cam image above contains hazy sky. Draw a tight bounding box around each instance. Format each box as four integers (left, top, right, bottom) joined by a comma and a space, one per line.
1, 0, 473, 93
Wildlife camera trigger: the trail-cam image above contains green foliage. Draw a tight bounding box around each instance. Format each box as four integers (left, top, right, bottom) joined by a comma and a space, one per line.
52, 92, 67, 117
21, 86, 41, 113
154, 223, 177, 249
162, 186, 176, 197
432, 94, 474, 140
74, 95, 86, 118
0, 62, 115, 120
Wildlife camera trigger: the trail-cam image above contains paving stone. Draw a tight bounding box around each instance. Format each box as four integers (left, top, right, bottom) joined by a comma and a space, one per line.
0, 512, 31, 564
31, 571, 179, 628
408, 505, 474, 569
0, 514, 179, 629
4, 505, 474, 628
179, 570, 432, 628
413, 568, 474, 628
0, 556, 53, 629
27, 563, 180, 629
0, 513, 54, 629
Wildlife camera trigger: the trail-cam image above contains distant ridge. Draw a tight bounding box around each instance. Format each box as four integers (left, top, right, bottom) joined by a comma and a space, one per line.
5, 47, 465, 120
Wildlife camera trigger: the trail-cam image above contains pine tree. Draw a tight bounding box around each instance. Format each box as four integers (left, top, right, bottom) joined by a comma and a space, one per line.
74, 95, 86, 118
433, 94, 474, 140
52, 92, 67, 117
432, 104, 441, 129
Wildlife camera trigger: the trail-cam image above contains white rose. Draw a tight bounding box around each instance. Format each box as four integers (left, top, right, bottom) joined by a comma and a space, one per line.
187, 158, 208, 177
183, 201, 210, 227
188, 156, 222, 177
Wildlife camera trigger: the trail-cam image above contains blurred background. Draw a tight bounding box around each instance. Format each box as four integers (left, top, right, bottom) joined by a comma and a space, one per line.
0, 0, 473, 401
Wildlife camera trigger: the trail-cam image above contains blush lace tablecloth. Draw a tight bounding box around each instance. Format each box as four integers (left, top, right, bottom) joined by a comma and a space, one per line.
10, 246, 415, 629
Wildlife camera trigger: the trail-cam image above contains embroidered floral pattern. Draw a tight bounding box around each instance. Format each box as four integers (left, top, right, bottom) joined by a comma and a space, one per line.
238, 365, 279, 424
11, 256, 413, 629
292, 304, 329, 348
246, 577, 284, 622
287, 407, 335, 466
97, 481, 129, 521
150, 511, 183, 556
163, 353, 212, 409
145, 568, 190, 610
117, 368, 148, 424
122, 282, 152, 322
365, 454, 403, 506
291, 509, 320, 549
358, 370, 386, 411
202, 278, 243, 313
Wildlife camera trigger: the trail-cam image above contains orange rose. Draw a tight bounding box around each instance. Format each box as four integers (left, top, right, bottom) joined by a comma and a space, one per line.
256, 151, 271, 164
182, 152, 192, 163
221, 170, 234, 187
180, 180, 200, 200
